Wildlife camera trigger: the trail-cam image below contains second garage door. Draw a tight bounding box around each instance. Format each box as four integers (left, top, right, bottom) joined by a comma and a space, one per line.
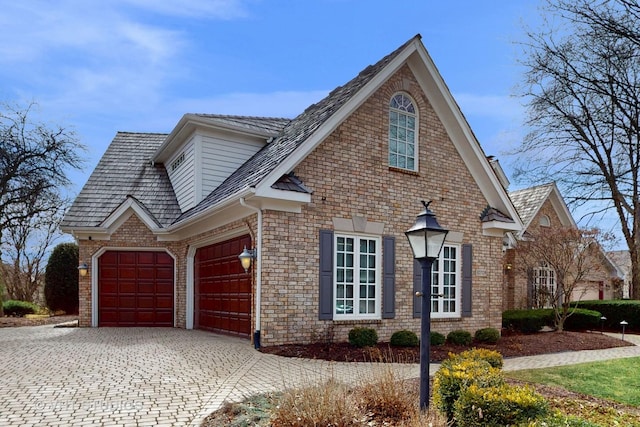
98, 251, 174, 327
195, 235, 252, 337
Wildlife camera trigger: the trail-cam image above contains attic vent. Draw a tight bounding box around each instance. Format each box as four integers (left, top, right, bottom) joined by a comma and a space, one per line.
170, 152, 185, 172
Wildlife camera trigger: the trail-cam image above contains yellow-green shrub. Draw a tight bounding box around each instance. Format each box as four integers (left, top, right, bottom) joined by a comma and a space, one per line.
453, 383, 548, 427
432, 358, 503, 421
455, 348, 504, 369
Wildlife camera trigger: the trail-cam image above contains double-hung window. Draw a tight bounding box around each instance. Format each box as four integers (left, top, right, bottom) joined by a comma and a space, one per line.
389, 93, 417, 171
334, 234, 381, 319
431, 245, 460, 318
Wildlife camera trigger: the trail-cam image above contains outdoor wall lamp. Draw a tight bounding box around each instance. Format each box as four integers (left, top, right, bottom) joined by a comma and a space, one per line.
405, 200, 449, 410
238, 246, 257, 273
78, 262, 89, 277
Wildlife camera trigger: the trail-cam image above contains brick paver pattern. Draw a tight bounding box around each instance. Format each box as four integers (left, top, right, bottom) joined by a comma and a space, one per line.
1, 325, 639, 426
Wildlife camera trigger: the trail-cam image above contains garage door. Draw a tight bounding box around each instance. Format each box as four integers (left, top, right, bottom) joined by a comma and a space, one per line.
195, 235, 252, 337
99, 251, 174, 326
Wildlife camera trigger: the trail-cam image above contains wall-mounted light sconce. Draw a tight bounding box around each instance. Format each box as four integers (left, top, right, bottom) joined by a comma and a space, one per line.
78, 262, 89, 277
238, 246, 257, 273
505, 263, 512, 271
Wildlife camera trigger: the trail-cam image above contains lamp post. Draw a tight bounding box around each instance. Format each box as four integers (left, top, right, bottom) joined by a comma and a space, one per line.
405, 201, 449, 410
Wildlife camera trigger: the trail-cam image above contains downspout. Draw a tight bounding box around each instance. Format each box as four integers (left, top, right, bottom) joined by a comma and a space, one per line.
240, 197, 262, 349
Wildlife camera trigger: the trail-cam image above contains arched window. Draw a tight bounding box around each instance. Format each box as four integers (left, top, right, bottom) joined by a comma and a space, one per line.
389, 93, 417, 171
539, 215, 551, 227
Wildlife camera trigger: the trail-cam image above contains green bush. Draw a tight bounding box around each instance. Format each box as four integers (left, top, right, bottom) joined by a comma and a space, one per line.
574, 300, 640, 332
447, 329, 473, 346
453, 383, 548, 427
430, 331, 446, 346
455, 348, 504, 369
44, 243, 79, 314
389, 329, 418, 347
563, 308, 601, 331
433, 357, 504, 421
474, 327, 500, 344
3, 300, 39, 317
348, 327, 378, 348
502, 309, 554, 333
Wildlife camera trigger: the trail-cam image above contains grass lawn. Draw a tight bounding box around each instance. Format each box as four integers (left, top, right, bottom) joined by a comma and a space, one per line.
507, 356, 640, 406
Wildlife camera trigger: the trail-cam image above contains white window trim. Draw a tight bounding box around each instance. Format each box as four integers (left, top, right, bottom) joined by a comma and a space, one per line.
333, 233, 382, 320
431, 244, 461, 319
388, 92, 419, 172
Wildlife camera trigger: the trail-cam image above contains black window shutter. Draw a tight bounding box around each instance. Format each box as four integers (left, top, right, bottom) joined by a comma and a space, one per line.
413, 259, 421, 318
318, 229, 334, 320
462, 244, 473, 317
382, 236, 395, 319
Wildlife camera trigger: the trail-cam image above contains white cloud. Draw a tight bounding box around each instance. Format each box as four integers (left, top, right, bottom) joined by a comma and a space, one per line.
120, 0, 250, 19
170, 90, 330, 119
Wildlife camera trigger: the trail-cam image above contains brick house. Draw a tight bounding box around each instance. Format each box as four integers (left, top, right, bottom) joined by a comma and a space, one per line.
503, 182, 622, 310
61, 34, 522, 347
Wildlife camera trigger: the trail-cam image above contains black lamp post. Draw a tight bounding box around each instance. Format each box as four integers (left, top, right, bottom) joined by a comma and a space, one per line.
405, 201, 449, 410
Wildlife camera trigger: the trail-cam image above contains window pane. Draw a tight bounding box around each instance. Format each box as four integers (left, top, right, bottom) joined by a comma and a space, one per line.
407, 116, 415, 128
337, 253, 344, 267
389, 153, 397, 166
337, 269, 344, 282
360, 270, 367, 283
360, 284, 366, 296
337, 285, 344, 298
407, 158, 415, 170
346, 254, 353, 267
398, 156, 406, 168
346, 269, 353, 283
346, 285, 353, 298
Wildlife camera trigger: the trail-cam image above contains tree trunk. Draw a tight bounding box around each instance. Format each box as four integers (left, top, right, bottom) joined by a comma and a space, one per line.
630, 245, 640, 300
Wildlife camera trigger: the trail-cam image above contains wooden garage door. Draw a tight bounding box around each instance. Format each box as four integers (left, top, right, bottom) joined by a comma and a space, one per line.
99, 251, 174, 327
195, 235, 252, 337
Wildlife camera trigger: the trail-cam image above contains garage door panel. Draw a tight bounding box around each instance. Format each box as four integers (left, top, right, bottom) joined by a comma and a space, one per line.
156, 267, 174, 280
118, 252, 137, 264
156, 296, 173, 309
118, 297, 137, 309
195, 235, 252, 337
99, 250, 174, 327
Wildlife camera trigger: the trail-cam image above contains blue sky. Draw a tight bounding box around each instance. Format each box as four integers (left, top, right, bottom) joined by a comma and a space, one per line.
0, 0, 541, 192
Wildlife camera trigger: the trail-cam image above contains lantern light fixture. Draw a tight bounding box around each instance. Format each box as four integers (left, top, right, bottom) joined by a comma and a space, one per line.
238, 246, 257, 273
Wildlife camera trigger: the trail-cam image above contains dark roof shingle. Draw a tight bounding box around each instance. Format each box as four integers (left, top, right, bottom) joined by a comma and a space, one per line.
61, 132, 181, 228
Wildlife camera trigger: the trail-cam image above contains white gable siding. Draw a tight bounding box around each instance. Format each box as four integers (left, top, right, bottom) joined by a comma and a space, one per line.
167, 138, 196, 211
200, 135, 265, 199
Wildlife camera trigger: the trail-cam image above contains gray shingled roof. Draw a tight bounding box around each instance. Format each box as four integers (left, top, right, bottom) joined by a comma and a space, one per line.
508, 183, 554, 228
61, 132, 182, 228
191, 114, 290, 136
175, 35, 421, 223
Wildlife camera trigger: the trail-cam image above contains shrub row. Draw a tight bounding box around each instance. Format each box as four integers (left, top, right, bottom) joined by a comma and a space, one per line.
502, 308, 602, 332
2, 300, 40, 317
433, 349, 548, 426
348, 327, 501, 348
574, 300, 640, 332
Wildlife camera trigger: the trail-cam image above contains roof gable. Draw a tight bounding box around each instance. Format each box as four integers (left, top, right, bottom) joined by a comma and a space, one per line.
509, 182, 576, 234
61, 132, 182, 232
175, 34, 522, 233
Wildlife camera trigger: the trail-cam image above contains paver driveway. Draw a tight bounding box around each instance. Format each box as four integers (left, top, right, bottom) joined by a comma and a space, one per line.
0, 325, 418, 426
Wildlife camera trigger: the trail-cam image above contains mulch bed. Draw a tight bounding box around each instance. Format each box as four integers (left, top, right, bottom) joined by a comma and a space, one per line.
259, 330, 634, 363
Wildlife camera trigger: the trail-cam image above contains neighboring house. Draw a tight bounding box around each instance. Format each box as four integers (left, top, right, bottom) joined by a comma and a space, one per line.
61, 34, 523, 347
503, 182, 622, 310
607, 250, 631, 299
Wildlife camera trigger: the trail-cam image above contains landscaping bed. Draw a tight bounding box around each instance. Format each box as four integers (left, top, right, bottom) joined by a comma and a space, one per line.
259, 329, 633, 362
